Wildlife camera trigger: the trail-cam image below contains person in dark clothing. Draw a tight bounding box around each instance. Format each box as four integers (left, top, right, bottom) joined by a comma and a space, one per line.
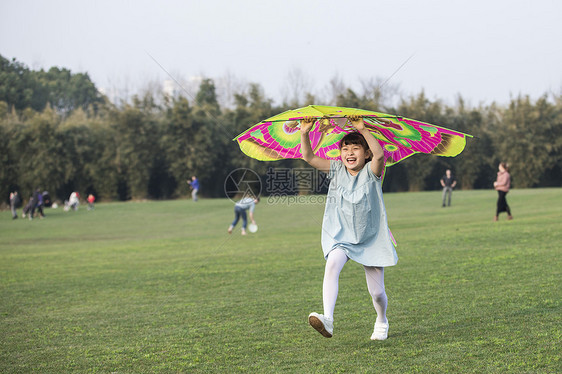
29, 189, 44, 219
32, 189, 45, 218
42, 191, 52, 207
440, 169, 457, 207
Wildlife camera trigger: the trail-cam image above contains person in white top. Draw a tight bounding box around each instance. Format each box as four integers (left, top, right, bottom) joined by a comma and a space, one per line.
228, 196, 259, 235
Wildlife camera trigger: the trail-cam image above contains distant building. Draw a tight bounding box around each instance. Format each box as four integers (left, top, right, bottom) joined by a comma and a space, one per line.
98, 86, 124, 105
163, 79, 178, 98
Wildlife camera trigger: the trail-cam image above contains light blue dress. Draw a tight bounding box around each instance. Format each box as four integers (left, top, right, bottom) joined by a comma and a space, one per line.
321, 160, 398, 267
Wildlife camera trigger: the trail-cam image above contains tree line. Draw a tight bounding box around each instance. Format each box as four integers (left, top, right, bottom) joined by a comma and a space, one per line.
1, 55, 561, 204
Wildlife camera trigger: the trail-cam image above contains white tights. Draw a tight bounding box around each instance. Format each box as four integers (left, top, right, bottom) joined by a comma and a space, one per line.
322, 248, 388, 323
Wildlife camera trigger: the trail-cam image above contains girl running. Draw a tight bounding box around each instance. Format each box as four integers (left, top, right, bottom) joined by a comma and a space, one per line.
300, 115, 398, 340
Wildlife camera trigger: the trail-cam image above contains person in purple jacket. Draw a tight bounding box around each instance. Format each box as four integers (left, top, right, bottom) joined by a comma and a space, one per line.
187, 176, 199, 202
31, 188, 45, 219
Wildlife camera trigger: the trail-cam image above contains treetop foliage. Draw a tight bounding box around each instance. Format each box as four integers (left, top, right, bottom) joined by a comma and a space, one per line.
0, 55, 104, 114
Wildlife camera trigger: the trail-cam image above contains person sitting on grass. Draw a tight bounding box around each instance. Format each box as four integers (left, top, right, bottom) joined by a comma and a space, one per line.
300, 115, 398, 341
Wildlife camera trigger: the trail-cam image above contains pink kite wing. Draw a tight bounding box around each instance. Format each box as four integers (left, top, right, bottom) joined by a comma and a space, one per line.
234, 105, 472, 166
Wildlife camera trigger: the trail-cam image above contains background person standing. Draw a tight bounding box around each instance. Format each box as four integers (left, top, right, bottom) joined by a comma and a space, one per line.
187, 176, 199, 202
87, 194, 96, 210
10, 191, 20, 219
440, 169, 457, 207
493, 162, 512, 221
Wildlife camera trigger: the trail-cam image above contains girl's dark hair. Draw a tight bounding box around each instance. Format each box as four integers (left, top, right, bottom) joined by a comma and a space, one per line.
339, 132, 372, 161
500, 162, 509, 172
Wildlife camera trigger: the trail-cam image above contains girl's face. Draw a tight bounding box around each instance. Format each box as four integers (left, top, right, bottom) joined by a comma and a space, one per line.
340, 143, 371, 173
499, 164, 505, 172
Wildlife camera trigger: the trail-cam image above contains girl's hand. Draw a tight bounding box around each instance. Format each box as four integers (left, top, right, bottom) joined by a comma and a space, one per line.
300, 117, 316, 133
348, 115, 365, 131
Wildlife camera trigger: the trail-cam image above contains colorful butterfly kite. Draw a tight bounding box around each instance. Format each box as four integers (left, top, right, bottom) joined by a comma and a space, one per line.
234, 105, 472, 166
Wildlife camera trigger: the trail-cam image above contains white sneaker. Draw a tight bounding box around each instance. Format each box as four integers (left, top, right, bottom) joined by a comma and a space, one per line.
370, 321, 389, 340
308, 312, 333, 338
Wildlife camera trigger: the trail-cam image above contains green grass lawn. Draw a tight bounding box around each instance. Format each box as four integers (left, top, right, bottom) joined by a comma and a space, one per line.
1, 189, 561, 373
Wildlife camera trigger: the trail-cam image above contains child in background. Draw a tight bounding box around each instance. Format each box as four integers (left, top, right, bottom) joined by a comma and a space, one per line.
87, 194, 95, 210
300, 115, 398, 340
65, 192, 80, 211
22, 192, 36, 219
228, 196, 259, 235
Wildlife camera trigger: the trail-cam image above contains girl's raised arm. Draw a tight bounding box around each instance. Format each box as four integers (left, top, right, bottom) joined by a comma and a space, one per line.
349, 115, 384, 178
300, 117, 330, 173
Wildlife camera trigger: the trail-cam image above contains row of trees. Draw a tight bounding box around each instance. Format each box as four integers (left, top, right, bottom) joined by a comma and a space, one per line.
1, 55, 561, 203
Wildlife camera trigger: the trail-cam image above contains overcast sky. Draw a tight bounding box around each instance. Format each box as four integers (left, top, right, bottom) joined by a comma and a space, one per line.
1, 0, 561, 106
